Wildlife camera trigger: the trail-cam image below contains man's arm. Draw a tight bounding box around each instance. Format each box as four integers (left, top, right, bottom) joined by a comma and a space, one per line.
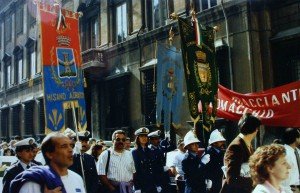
99, 175, 115, 192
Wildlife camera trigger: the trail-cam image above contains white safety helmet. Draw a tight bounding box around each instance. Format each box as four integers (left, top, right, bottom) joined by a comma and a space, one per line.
184, 130, 200, 148
208, 129, 226, 145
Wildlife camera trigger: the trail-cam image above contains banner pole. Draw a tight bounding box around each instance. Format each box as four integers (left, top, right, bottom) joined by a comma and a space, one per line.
71, 101, 87, 192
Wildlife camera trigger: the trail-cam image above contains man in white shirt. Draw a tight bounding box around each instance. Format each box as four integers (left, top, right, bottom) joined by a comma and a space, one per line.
282, 128, 300, 193
12, 132, 86, 193
170, 139, 186, 193
97, 130, 136, 193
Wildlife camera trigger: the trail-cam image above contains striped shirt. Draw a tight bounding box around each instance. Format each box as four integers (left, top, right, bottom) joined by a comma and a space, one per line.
97, 148, 136, 182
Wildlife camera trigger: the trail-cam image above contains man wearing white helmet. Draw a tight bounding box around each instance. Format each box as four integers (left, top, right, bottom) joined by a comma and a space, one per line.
182, 130, 210, 193
204, 129, 226, 193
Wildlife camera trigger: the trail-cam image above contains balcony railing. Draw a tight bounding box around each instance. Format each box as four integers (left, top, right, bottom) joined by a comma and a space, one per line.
81, 48, 106, 68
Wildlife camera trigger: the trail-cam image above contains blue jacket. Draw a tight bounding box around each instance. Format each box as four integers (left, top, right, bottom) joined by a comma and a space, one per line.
205, 146, 225, 193
2, 161, 38, 193
182, 152, 207, 193
69, 153, 99, 193
132, 146, 159, 193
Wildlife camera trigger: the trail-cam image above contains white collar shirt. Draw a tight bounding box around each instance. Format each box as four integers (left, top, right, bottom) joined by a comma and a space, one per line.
19, 161, 32, 170
253, 181, 286, 193
97, 148, 136, 182
171, 150, 185, 176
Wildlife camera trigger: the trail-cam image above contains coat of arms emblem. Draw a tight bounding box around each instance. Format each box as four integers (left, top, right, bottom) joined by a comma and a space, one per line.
57, 48, 77, 78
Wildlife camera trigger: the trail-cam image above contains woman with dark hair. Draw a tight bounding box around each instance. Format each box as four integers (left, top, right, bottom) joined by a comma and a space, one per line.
249, 144, 290, 193
220, 112, 261, 193
91, 144, 103, 162
132, 127, 162, 193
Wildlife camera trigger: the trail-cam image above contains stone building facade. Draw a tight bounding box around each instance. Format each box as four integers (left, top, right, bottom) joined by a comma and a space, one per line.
0, 0, 299, 145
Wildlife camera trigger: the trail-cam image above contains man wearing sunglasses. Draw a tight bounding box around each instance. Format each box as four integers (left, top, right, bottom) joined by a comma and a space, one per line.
97, 130, 136, 193
2, 138, 37, 193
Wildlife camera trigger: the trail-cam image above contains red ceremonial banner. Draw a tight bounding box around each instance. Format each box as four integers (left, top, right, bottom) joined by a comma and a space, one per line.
217, 81, 300, 127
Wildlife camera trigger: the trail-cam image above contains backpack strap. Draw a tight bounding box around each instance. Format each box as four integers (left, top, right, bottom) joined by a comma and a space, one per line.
105, 150, 111, 175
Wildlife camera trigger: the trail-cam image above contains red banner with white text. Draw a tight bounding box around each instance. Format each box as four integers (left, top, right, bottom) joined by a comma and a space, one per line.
217, 81, 300, 127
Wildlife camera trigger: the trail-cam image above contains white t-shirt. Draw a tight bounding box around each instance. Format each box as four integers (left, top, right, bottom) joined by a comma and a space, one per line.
19, 170, 86, 193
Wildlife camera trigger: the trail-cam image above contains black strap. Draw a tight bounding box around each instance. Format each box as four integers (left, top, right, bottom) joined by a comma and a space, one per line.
105, 150, 110, 175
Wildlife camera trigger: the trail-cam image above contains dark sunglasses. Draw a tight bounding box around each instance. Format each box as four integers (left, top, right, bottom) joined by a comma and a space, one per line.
115, 138, 126, 142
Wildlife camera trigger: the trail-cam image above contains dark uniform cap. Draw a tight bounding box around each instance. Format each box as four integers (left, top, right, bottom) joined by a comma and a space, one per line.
77, 130, 91, 141
148, 130, 161, 138
78, 130, 91, 137
134, 127, 149, 136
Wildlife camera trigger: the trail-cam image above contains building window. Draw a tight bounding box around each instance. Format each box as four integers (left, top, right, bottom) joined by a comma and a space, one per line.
39, 99, 45, 134
1, 109, 9, 140
116, 2, 128, 43
105, 75, 130, 128
18, 58, 23, 82
152, 0, 168, 29
0, 24, 2, 49
31, 51, 36, 77
14, 48, 24, 83
146, 0, 168, 30
142, 69, 156, 125
81, 16, 100, 50
25, 101, 34, 135
15, 7, 23, 35
27, 0, 37, 27
91, 17, 99, 48
0, 63, 3, 89
12, 106, 21, 136
4, 15, 11, 43
197, 0, 217, 11
27, 43, 37, 78
5, 59, 12, 88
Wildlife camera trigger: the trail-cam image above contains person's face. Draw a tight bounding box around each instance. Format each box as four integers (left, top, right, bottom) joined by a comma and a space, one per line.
4, 150, 11, 156
125, 140, 131, 150
138, 135, 148, 146
17, 148, 34, 164
178, 143, 186, 152
46, 136, 74, 169
268, 155, 291, 182
188, 143, 199, 153
113, 133, 126, 151
212, 141, 226, 151
32, 147, 38, 157
150, 137, 160, 146
80, 139, 90, 153
296, 137, 300, 146
96, 149, 103, 157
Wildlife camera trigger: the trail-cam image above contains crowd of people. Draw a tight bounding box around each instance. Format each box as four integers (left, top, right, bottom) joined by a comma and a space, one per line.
0, 112, 300, 193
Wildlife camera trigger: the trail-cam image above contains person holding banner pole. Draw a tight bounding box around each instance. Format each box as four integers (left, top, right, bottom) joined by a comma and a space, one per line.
70, 101, 87, 192
69, 130, 100, 193
220, 113, 261, 193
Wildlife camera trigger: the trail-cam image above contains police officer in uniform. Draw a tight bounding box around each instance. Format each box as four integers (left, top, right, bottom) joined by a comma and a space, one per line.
69, 131, 100, 193
182, 131, 210, 193
148, 130, 169, 193
205, 129, 226, 193
132, 127, 162, 193
2, 138, 37, 193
